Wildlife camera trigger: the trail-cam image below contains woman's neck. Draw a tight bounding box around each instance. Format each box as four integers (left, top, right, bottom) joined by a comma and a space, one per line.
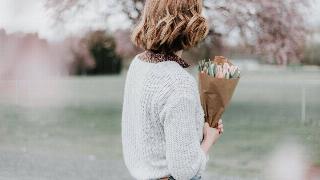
174, 50, 183, 58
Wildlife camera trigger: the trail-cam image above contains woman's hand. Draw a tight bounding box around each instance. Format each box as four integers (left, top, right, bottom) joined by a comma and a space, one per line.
200, 119, 224, 154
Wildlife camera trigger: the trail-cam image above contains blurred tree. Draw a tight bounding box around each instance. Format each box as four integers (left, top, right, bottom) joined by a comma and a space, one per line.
118, 0, 144, 24
45, 0, 111, 33
302, 27, 320, 66
46, 0, 310, 65
0, 29, 96, 78
303, 44, 320, 66
113, 29, 142, 68
84, 30, 122, 75
65, 36, 96, 75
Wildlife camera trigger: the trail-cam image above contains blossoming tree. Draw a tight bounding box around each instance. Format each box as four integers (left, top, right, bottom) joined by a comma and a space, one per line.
46, 0, 310, 65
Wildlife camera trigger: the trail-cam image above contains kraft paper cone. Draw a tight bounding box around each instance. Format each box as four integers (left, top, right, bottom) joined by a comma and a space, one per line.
199, 72, 239, 128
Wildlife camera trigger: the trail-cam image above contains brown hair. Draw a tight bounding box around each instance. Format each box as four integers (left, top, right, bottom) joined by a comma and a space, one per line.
131, 0, 209, 54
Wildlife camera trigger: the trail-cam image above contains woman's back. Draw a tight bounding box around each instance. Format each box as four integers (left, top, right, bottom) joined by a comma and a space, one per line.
121, 53, 207, 179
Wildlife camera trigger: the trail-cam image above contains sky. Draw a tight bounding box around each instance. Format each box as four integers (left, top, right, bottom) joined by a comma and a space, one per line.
0, 0, 320, 41
0, 0, 49, 36
0, 0, 129, 41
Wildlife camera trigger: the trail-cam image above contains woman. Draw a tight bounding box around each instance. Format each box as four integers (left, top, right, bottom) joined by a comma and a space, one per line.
121, 0, 224, 179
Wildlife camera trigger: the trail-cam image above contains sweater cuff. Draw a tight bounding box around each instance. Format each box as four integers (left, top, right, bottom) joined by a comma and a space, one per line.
197, 148, 209, 176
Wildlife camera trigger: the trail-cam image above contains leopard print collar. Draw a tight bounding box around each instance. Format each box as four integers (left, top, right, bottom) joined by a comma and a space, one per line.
138, 50, 191, 68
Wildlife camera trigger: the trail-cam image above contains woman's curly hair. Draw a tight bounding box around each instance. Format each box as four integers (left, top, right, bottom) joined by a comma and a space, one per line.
131, 0, 209, 54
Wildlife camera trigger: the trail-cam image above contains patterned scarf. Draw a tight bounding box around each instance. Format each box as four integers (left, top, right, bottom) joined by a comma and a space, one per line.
138, 50, 191, 68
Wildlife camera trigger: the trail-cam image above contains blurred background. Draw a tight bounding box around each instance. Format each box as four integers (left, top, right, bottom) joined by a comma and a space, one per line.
0, 0, 319, 179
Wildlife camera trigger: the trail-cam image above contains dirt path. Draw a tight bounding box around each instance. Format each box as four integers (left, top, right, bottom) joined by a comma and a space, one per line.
0, 150, 246, 180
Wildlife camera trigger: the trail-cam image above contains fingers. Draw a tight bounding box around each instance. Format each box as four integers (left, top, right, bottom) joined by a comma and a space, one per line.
204, 122, 209, 130
205, 122, 209, 127
217, 126, 224, 134
203, 122, 209, 137
217, 119, 223, 134
204, 121, 223, 135
216, 119, 223, 130
203, 122, 209, 130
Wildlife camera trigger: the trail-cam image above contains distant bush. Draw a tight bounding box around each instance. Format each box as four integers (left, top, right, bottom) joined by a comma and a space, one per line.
302, 44, 320, 66
83, 30, 122, 75
114, 29, 142, 68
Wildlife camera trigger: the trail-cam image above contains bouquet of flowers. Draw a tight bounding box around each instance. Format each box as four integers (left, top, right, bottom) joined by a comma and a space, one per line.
198, 56, 240, 128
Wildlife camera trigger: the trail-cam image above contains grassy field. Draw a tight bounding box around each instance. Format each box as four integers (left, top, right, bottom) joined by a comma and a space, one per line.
0, 67, 319, 180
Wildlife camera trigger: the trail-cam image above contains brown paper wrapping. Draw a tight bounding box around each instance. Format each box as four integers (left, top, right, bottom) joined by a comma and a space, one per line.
198, 72, 239, 128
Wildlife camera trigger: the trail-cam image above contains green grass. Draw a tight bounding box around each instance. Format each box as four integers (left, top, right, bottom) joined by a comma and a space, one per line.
0, 69, 319, 179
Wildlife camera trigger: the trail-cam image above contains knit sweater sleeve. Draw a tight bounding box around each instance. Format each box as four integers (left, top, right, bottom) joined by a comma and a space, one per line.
160, 82, 208, 180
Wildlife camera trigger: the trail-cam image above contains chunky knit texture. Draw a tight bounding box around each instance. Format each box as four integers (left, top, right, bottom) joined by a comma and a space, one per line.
121, 55, 209, 180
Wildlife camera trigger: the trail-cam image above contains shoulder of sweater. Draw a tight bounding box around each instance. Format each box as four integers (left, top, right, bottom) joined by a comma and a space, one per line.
149, 62, 199, 101
153, 61, 197, 87
133, 55, 197, 93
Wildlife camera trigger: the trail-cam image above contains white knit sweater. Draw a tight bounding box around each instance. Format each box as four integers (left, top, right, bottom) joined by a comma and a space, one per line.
121, 55, 209, 180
